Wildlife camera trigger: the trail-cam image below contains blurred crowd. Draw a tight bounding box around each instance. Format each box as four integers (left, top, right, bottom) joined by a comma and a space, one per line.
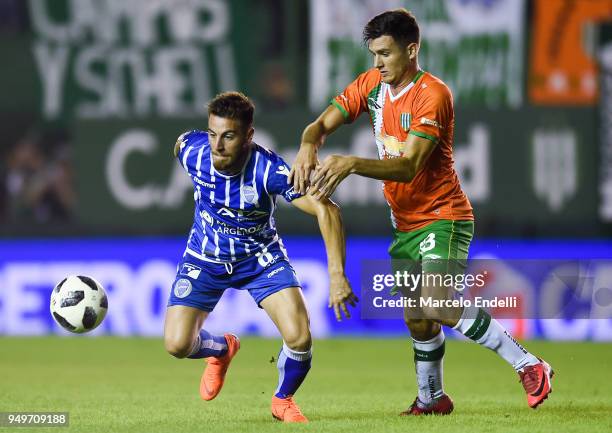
0, 131, 75, 225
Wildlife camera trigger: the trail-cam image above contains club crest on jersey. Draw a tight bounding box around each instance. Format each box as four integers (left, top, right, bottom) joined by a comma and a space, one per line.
400, 113, 411, 131
180, 263, 202, 279
241, 185, 259, 204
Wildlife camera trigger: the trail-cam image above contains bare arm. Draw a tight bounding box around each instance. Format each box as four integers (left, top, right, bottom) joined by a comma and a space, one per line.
311, 134, 437, 199
290, 193, 358, 320
289, 106, 346, 194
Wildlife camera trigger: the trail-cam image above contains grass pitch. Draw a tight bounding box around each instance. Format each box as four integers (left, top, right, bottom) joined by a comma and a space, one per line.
0, 337, 610, 433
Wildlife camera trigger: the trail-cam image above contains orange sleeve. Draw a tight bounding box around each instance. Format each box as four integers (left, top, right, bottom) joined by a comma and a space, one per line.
409, 83, 453, 144
331, 69, 379, 123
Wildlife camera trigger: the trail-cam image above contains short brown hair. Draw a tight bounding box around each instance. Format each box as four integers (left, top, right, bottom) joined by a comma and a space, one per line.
207, 91, 255, 129
363, 9, 420, 47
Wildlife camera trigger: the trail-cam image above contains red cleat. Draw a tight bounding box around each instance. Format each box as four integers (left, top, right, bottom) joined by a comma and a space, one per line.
271, 396, 309, 423
400, 394, 454, 416
519, 359, 554, 408
199, 334, 240, 401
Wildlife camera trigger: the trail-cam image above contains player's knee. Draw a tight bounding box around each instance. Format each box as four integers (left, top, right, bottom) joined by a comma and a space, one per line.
405, 318, 440, 341
164, 337, 192, 359
420, 303, 448, 324
284, 329, 312, 352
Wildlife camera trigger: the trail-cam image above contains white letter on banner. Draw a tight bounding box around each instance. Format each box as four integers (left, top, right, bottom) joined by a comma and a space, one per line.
86, 262, 135, 336
131, 260, 175, 335
106, 129, 159, 209
3, 262, 89, 335
33, 44, 69, 119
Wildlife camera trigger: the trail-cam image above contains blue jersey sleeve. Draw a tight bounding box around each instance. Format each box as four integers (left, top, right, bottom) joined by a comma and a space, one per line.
175, 130, 205, 172
265, 151, 302, 203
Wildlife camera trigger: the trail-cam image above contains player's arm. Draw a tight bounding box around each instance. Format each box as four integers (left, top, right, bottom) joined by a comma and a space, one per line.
173, 139, 181, 157
290, 193, 358, 321
311, 134, 436, 199
289, 105, 346, 194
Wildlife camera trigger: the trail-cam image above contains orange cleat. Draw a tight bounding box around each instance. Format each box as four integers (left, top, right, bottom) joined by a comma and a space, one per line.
271, 396, 309, 423
519, 359, 554, 408
400, 394, 454, 416
199, 334, 240, 401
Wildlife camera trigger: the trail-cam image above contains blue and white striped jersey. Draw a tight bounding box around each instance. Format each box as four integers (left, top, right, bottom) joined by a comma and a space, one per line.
176, 130, 301, 263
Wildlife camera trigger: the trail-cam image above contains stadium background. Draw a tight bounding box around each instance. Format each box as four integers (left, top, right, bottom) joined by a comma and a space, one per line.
0, 0, 611, 341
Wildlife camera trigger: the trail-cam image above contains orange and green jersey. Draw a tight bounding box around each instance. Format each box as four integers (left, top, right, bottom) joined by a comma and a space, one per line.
332, 68, 474, 232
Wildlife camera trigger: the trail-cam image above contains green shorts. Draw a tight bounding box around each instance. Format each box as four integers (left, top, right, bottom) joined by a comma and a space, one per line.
388, 220, 474, 294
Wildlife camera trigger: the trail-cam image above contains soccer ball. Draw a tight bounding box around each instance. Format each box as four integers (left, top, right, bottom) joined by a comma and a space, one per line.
50, 275, 108, 333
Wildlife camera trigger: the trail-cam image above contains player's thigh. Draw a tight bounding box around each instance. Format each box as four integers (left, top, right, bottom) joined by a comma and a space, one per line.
164, 305, 209, 355
260, 287, 311, 350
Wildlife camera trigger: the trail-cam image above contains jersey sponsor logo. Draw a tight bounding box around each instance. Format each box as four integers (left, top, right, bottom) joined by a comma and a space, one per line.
421, 117, 442, 128
173, 278, 192, 298
217, 207, 268, 221
267, 266, 285, 278
241, 185, 258, 204
193, 176, 215, 189
215, 222, 268, 236
276, 165, 290, 177
217, 207, 237, 218
180, 263, 202, 279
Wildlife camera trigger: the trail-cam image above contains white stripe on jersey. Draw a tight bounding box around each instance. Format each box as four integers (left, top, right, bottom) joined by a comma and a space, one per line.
214, 231, 220, 258
268, 189, 276, 230
196, 146, 205, 175
201, 235, 209, 254
244, 242, 250, 255
209, 153, 216, 203
251, 152, 260, 206
278, 237, 289, 260
252, 152, 259, 188
182, 146, 193, 169
224, 178, 231, 206
229, 238, 235, 261
194, 146, 205, 203
185, 237, 279, 264
263, 160, 271, 194
239, 170, 246, 209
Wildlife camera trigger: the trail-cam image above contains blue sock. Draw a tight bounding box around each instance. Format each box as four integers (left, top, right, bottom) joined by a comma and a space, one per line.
274, 342, 312, 398
187, 330, 228, 359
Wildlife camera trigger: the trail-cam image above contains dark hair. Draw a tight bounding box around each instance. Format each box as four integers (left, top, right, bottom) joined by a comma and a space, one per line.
207, 91, 255, 129
363, 9, 420, 47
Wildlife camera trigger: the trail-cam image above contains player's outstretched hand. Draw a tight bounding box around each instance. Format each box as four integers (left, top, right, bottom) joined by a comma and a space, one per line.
328, 274, 359, 321
311, 155, 354, 200
289, 143, 319, 195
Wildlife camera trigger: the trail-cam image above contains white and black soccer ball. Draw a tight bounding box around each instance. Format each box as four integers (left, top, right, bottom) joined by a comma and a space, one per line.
50, 275, 108, 333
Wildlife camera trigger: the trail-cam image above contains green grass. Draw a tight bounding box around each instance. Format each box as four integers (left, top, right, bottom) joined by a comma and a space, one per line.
0, 338, 611, 433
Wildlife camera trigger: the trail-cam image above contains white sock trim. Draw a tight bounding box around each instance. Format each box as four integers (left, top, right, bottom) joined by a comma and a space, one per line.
453, 304, 479, 333
412, 329, 445, 352
188, 334, 201, 356
282, 342, 312, 362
